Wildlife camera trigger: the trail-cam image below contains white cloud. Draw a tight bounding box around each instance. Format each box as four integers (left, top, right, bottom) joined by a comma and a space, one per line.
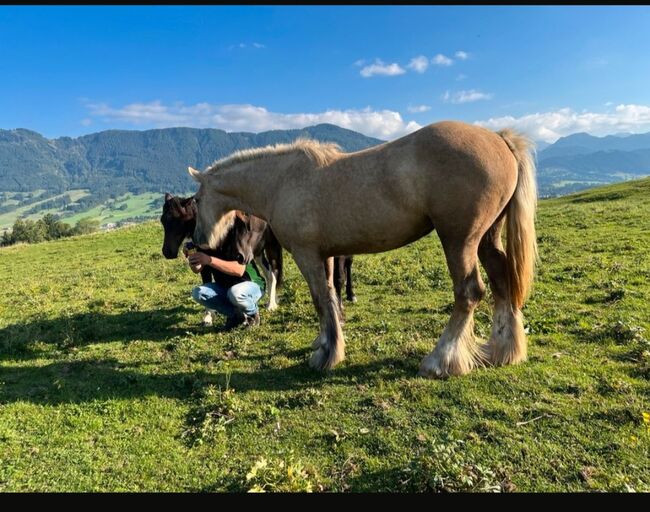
431, 54, 453, 66
80, 118, 92, 126
230, 42, 265, 50
475, 104, 650, 143
442, 89, 493, 104
456, 73, 467, 81
360, 59, 406, 78
84, 101, 422, 140
407, 55, 429, 73
353, 59, 366, 67
455, 51, 469, 60
407, 104, 431, 113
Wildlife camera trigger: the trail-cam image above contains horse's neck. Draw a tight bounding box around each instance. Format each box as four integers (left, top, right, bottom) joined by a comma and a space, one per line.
214, 152, 297, 220
185, 217, 197, 239
184, 203, 197, 238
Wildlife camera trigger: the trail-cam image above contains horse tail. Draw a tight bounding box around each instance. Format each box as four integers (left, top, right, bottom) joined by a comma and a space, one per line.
497, 128, 538, 310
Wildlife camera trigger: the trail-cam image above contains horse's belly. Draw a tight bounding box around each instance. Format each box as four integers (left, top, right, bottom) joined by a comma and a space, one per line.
324, 216, 435, 256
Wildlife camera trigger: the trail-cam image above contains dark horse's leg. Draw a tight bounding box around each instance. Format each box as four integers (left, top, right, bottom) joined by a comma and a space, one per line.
292, 249, 345, 370
254, 253, 277, 311
261, 229, 282, 311
333, 256, 345, 306
344, 256, 356, 302
478, 218, 527, 366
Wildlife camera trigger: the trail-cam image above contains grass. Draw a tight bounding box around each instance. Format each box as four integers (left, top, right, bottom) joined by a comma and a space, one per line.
1, 178, 649, 492
60, 192, 168, 227
0, 189, 90, 230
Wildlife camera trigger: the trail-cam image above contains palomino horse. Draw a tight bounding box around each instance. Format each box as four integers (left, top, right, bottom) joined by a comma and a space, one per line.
189, 121, 537, 378
160, 193, 283, 317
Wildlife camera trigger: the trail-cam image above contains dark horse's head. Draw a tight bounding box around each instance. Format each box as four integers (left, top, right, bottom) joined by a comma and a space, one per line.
230, 211, 267, 265
160, 193, 197, 259
160, 192, 263, 264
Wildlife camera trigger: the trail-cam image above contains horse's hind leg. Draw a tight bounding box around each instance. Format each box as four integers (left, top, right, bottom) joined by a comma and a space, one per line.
419, 239, 485, 378
478, 219, 527, 366
345, 256, 357, 302
293, 250, 345, 370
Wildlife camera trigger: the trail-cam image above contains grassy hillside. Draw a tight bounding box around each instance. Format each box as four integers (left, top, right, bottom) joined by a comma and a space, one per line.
0, 190, 90, 232
0, 191, 190, 233
1, 178, 649, 492
60, 192, 164, 227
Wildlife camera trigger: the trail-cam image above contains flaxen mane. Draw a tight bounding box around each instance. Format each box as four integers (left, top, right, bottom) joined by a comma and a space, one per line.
205, 138, 343, 174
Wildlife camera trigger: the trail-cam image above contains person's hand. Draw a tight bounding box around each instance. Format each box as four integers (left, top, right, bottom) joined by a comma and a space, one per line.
188, 252, 211, 268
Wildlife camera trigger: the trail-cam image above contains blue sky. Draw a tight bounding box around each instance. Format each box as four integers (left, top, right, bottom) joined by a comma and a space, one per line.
1, 5, 650, 142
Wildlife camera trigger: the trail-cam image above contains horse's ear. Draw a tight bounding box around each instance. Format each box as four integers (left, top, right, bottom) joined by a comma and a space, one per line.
164, 192, 173, 202
188, 166, 202, 183
235, 210, 250, 225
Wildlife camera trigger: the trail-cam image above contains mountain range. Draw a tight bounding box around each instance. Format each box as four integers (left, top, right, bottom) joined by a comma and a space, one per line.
0, 124, 382, 195
1, 123, 650, 228
534, 131, 650, 196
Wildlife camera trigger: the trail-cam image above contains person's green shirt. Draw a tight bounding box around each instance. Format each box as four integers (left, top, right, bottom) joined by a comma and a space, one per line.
245, 261, 266, 293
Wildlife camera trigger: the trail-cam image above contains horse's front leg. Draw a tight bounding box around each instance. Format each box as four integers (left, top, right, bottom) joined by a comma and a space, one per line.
293, 251, 345, 371
255, 255, 278, 311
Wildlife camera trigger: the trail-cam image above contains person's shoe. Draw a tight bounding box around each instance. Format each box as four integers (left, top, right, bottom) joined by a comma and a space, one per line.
222, 312, 246, 331
243, 311, 260, 328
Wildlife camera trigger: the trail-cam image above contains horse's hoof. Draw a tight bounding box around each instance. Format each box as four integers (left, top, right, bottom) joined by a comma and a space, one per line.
418, 352, 473, 379
480, 341, 526, 367
267, 303, 279, 312
348, 295, 357, 303
417, 357, 449, 379
309, 346, 329, 371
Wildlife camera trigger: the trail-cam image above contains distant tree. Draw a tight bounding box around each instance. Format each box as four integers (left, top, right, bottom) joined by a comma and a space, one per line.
41, 213, 73, 240
1, 230, 14, 246
72, 218, 100, 235
11, 218, 47, 244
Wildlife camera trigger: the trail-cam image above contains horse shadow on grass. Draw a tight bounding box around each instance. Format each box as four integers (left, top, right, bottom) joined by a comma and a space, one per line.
0, 354, 415, 407
0, 305, 197, 361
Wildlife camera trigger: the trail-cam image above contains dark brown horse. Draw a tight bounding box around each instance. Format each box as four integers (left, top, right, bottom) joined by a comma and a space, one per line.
160, 193, 283, 322
161, 194, 357, 320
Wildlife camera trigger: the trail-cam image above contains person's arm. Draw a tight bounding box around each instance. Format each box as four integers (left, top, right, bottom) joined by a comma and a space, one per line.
188, 252, 246, 277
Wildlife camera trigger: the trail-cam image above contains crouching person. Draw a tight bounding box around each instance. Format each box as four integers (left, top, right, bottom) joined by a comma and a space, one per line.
187, 241, 266, 330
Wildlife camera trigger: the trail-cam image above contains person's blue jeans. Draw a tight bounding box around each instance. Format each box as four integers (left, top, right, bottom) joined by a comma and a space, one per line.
191, 281, 263, 319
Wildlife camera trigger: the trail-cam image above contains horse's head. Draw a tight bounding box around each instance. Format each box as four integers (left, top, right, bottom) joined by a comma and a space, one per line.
188, 166, 236, 250
231, 211, 260, 265
160, 192, 197, 259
